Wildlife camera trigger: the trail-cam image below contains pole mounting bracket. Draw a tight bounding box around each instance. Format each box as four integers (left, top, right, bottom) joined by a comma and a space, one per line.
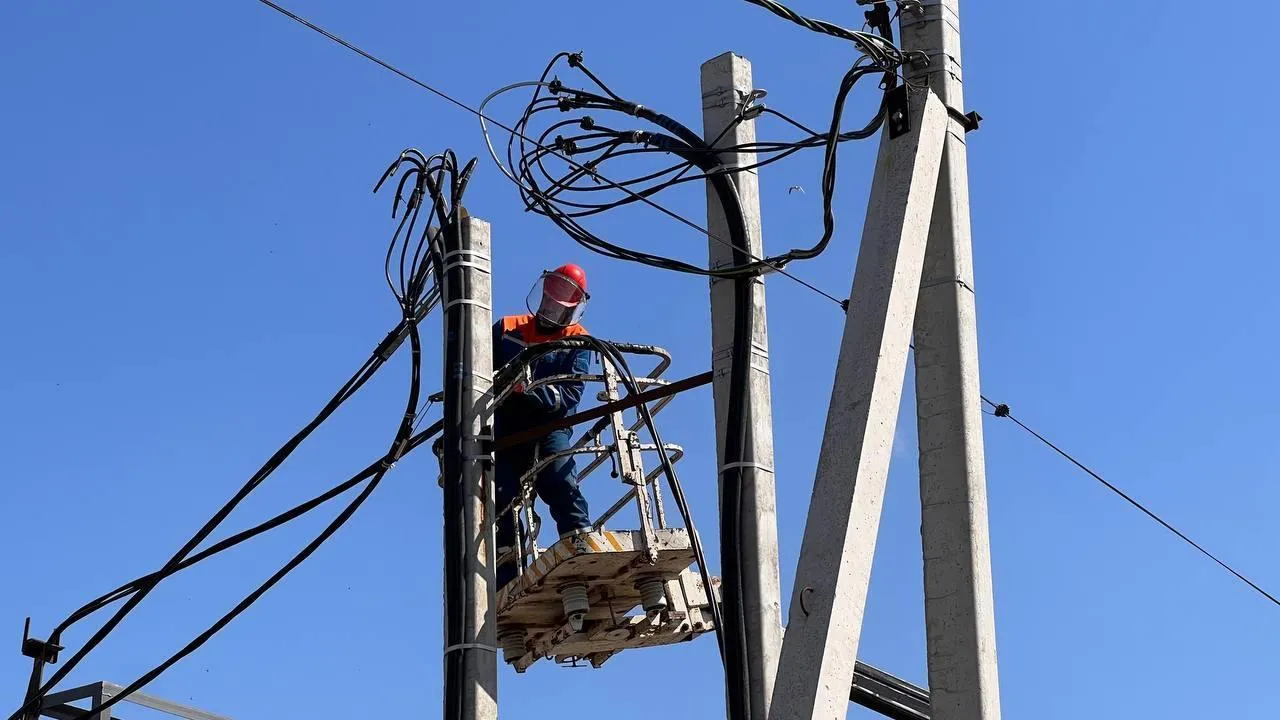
20, 618, 61, 664
887, 85, 911, 139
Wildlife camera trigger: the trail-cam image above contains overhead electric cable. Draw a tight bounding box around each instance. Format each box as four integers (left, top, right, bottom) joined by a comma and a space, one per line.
250, 0, 851, 309
10, 149, 464, 720
982, 397, 1280, 609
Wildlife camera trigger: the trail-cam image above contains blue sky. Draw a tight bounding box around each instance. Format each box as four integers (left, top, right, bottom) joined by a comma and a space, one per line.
3, 1, 1279, 718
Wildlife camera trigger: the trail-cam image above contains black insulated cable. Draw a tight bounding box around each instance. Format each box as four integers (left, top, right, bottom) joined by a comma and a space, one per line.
11, 148, 462, 720
481, 51, 903, 288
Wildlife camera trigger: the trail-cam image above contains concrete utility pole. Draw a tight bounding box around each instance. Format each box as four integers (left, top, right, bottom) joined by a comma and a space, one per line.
700, 52, 784, 720
902, 2, 1002, 716
769, 2, 1001, 718
769, 90, 949, 720
440, 215, 497, 720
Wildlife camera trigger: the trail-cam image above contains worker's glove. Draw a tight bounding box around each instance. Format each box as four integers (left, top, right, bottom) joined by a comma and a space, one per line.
510, 380, 527, 395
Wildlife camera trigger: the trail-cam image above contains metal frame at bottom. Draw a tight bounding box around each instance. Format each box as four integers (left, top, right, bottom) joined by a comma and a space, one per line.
851, 662, 931, 720
40, 681, 231, 720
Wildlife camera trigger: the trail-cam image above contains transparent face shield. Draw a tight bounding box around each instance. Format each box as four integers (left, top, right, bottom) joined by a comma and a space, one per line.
525, 270, 588, 327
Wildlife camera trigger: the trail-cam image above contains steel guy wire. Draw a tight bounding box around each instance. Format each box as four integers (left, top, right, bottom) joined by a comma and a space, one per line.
982, 396, 1280, 610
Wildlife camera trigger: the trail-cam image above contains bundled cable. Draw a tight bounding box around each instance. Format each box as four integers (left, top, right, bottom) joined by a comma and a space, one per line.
480, 40, 908, 280
10, 149, 472, 720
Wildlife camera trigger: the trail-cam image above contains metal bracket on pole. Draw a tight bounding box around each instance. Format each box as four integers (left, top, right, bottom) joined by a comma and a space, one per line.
769, 88, 948, 720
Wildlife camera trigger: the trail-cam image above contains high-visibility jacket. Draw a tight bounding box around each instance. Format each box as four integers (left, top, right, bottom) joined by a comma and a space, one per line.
492, 314, 592, 431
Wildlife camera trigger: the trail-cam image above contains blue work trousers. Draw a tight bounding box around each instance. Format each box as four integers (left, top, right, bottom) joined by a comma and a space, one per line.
495, 427, 590, 586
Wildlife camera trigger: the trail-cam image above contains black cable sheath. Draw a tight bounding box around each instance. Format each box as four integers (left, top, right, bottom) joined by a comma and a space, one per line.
11, 147, 459, 720
441, 209, 468, 720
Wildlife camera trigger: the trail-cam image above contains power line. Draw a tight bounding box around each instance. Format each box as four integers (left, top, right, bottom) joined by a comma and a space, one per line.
251, 0, 849, 310
982, 396, 1280, 609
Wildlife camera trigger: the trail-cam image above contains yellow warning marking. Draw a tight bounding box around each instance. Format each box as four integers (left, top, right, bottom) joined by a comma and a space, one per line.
604, 532, 624, 552
584, 535, 603, 552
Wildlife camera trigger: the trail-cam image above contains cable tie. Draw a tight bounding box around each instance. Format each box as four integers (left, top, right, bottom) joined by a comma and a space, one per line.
442, 249, 491, 262
444, 298, 492, 312
443, 643, 498, 655
442, 260, 491, 274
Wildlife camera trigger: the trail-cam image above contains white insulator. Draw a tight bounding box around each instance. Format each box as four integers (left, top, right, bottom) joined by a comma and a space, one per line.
498, 629, 525, 664
636, 577, 668, 614
560, 583, 589, 632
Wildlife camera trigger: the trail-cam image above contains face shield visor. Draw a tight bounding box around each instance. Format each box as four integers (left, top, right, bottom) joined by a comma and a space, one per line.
526, 270, 588, 327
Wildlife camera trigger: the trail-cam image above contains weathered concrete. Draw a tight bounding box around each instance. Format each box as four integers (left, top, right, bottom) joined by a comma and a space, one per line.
770, 91, 949, 720
442, 217, 497, 720
903, 2, 1003, 717
700, 51, 784, 720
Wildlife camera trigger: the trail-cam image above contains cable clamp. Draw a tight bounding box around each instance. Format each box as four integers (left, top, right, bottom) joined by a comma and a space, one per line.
443, 643, 498, 655
444, 298, 493, 312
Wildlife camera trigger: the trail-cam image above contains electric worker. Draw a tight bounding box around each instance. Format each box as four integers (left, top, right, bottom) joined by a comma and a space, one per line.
493, 263, 594, 588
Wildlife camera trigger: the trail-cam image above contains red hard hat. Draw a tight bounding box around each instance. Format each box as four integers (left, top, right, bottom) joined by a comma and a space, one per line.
553, 263, 588, 296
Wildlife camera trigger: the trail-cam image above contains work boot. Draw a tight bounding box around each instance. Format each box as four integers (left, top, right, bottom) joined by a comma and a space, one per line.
559, 524, 594, 540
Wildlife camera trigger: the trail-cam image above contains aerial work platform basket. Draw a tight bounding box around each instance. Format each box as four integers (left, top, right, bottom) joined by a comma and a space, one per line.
496, 528, 715, 671
483, 343, 718, 670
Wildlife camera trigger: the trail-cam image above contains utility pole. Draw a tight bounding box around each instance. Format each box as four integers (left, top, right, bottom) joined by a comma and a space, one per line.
770, 89, 949, 720
701, 52, 784, 720
902, 2, 1002, 716
440, 214, 497, 720
769, 2, 1000, 717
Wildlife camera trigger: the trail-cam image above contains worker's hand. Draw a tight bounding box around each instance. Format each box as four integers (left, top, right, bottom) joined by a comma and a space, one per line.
510, 380, 526, 395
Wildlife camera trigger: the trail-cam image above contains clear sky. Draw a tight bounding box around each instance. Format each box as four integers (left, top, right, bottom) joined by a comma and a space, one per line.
3, 2, 1279, 718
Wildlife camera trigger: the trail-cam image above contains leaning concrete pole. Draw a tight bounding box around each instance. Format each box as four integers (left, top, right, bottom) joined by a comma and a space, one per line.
440, 214, 497, 720
700, 52, 784, 720
769, 91, 949, 720
903, 2, 1003, 717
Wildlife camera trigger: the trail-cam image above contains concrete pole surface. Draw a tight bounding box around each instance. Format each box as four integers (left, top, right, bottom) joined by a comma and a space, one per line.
769, 91, 948, 720
442, 216, 497, 720
700, 51, 784, 720
902, 2, 1003, 717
